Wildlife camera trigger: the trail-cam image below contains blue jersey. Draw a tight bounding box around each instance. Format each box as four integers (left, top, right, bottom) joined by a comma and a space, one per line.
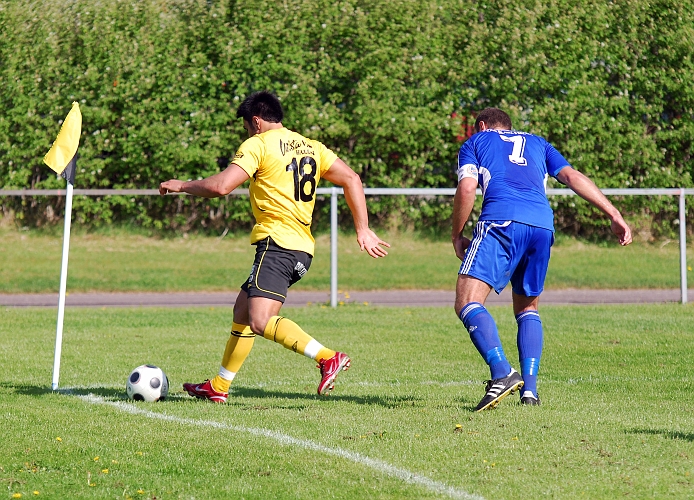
457, 130, 570, 231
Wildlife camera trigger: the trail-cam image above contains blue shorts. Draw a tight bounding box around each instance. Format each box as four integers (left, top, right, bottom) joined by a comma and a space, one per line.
459, 221, 554, 296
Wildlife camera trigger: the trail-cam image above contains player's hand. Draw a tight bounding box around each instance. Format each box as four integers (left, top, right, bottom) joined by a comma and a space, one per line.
452, 234, 471, 261
357, 229, 390, 258
159, 180, 186, 195
610, 214, 632, 246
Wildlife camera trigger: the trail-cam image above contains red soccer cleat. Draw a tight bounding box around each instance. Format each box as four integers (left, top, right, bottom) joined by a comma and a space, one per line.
317, 352, 351, 395
182, 380, 228, 403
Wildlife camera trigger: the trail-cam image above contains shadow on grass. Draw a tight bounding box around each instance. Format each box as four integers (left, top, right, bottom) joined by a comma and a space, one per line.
229, 386, 423, 408
626, 428, 694, 442
1, 383, 125, 399
2, 383, 187, 402
2, 383, 419, 408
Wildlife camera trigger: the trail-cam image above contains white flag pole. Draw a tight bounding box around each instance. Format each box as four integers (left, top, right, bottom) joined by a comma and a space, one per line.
43, 102, 81, 390
52, 156, 77, 390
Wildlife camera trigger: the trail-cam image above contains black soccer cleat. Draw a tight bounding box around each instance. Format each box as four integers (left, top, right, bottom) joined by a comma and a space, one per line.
473, 369, 524, 412
520, 390, 541, 406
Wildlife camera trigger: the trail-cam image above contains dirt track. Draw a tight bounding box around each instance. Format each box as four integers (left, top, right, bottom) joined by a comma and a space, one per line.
1, 288, 690, 308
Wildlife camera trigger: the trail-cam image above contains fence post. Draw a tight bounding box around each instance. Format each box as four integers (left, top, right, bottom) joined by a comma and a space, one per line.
330, 187, 338, 308
679, 188, 688, 304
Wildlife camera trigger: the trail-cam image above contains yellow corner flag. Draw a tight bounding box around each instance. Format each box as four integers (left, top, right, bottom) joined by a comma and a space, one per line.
43, 102, 82, 175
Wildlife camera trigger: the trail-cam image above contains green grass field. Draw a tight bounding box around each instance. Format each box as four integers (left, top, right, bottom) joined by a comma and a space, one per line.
0, 228, 691, 293
2, 304, 693, 499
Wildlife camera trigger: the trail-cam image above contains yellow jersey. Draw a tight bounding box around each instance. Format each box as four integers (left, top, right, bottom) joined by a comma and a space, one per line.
231, 127, 338, 255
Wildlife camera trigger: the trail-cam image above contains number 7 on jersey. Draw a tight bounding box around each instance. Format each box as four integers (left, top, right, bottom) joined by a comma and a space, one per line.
500, 135, 528, 166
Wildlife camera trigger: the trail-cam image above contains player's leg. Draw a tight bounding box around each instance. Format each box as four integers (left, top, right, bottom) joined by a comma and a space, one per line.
509, 225, 553, 406
455, 221, 523, 411
456, 275, 523, 411
208, 290, 256, 394
247, 237, 350, 394
248, 295, 330, 360
455, 275, 511, 380
183, 290, 256, 403
513, 293, 543, 405
248, 296, 349, 395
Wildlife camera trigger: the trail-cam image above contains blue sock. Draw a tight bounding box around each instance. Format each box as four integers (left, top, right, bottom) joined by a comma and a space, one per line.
459, 302, 512, 380
516, 310, 543, 397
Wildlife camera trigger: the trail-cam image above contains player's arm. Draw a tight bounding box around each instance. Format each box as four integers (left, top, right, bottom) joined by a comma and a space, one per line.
322, 158, 390, 258
451, 177, 478, 261
159, 164, 250, 198
555, 166, 632, 246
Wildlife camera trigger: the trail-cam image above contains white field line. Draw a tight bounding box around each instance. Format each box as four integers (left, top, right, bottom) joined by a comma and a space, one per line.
73, 392, 484, 500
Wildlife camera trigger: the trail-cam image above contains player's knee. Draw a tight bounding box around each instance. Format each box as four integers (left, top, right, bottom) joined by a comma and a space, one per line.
454, 296, 473, 318
454, 302, 472, 322
248, 315, 270, 336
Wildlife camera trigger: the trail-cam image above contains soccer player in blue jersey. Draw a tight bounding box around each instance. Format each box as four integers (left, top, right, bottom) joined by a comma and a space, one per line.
453, 107, 632, 411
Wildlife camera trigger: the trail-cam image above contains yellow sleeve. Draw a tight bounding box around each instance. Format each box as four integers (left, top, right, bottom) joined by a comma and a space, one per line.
231, 136, 264, 177
317, 142, 338, 176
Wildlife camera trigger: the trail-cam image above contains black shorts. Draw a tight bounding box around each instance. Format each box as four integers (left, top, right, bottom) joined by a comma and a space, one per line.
240, 237, 312, 303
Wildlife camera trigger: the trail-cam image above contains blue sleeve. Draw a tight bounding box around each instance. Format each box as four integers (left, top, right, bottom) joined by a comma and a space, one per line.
457, 137, 478, 169
545, 141, 570, 178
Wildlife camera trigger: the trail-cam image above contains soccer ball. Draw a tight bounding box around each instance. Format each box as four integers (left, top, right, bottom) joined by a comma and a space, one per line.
126, 364, 169, 402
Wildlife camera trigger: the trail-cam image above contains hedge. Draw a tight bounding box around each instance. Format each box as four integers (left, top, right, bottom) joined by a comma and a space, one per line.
0, 0, 692, 238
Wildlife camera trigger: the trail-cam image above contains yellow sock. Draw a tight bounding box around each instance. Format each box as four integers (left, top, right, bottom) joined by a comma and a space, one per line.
263, 316, 335, 361
315, 347, 336, 363
210, 322, 255, 394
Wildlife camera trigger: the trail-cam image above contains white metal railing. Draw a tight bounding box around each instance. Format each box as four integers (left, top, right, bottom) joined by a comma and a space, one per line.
1, 187, 692, 305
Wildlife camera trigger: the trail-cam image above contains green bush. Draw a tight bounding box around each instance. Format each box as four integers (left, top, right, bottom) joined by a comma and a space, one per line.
0, 0, 692, 238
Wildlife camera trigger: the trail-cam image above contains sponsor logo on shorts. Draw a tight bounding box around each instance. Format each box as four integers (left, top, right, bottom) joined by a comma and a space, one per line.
294, 262, 307, 277
247, 265, 256, 283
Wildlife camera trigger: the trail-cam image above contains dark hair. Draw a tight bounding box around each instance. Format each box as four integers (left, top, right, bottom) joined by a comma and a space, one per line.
236, 91, 284, 123
474, 107, 512, 133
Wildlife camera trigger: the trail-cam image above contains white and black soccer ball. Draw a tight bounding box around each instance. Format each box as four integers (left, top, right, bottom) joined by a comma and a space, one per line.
126, 364, 169, 402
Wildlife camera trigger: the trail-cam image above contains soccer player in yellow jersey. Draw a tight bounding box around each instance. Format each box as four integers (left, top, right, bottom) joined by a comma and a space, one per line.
159, 91, 390, 402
